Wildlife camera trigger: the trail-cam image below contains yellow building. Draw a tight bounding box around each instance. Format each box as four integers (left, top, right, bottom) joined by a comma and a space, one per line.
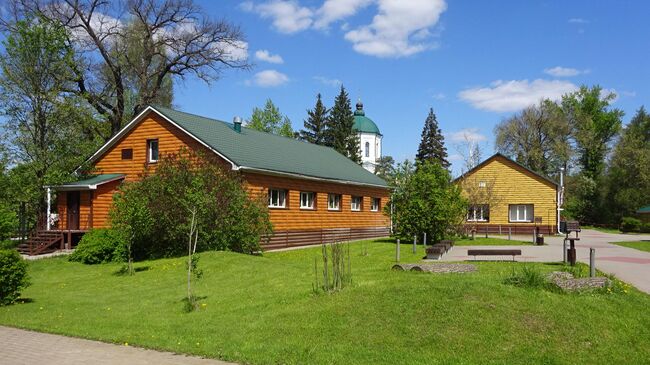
455, 153, 559, 234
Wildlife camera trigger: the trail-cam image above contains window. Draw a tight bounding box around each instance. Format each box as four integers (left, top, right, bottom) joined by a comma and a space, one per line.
478, 181, 486, 188
268, 189, 287, 208
467, 205, 489, 222
509, 204, 533, 222
147, 139, 159, 163
351, 196, 362, 211
371, 197, 381, 212
328, 194, 341, 211
365, 141, 370, 157
121, 148, 133, 160
300, 192, 315, 209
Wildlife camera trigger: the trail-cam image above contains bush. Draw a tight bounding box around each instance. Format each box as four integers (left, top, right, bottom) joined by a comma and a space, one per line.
0, 249, 30, 305
0, 204, 18, 241
640, 222, 650, 233
620, 217, 642, 232
110, 149, 272, 260
504, 265, 548, 289
69, 228, 128, 264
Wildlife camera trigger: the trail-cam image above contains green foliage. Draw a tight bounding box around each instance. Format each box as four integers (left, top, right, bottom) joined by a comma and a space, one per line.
374, 155, 395, 180
327, 86, 360, 163
620, 217, 642, 233
0, 203, 17, 241
504, 265, 548, 289
68, 228, 129, 264
605, 107, 650, 222
416, 108, 449, 168
388, 160, 466, 243
110, 150, 272, 260
299, 93, 330, 144
248, 99, 295, 138
495, 99, 570, 177
0, 249, 29, 305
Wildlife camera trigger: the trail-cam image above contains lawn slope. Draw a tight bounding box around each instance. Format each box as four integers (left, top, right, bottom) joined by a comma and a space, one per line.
1, 240, 649, 364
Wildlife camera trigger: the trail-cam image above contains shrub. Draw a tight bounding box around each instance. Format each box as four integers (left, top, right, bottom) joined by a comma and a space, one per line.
387, 160, 466, 243
640, 222, 650, 233
110, 149, 272, 260
0, 249, 30, 305
620, 217, 642, 232
69, 228, 128, 264
0, 204, 18, 241
504, 265, 547, 289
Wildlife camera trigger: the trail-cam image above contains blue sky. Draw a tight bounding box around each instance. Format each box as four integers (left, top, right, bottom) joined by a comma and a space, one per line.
172, 1, 648, 175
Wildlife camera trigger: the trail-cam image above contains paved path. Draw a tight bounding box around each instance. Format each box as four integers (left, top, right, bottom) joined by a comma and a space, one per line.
441, 229, 650, 294
0, 326, 235, 365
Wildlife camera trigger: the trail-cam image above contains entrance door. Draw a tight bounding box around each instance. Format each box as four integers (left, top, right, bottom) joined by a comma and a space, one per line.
67, 191, 80, 230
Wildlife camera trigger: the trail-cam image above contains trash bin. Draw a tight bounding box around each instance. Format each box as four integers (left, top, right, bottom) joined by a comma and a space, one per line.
536, 234, 544, 245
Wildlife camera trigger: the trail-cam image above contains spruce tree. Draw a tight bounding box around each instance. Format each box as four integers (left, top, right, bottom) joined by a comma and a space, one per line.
416, 108, 449, 168
299, 93, 329, 144
328, 86, 361, 163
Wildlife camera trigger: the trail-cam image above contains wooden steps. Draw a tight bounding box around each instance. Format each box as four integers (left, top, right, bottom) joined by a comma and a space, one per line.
19, 231, 64, 256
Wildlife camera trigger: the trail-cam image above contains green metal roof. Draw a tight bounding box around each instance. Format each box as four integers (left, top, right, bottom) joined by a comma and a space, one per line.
151, 106, 388, 187
637, 205, 650, 214
48, 174, 125, 190
353, 103, 381, 135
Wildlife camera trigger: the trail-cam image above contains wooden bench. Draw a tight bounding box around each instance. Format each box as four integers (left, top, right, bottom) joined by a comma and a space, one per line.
425, 246, 445, 259
467, 249, 522, 261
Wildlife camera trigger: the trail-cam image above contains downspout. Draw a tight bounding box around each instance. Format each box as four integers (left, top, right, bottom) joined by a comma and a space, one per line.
557, 167, 564, 234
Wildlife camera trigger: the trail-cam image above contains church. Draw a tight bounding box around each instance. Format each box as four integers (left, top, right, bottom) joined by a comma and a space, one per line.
353, 100, 383, 173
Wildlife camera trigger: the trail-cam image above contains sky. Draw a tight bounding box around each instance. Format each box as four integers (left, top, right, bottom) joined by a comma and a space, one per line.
168, 1, 648, 175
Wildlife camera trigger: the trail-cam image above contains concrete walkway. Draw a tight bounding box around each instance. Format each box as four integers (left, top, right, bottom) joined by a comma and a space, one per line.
442, 229, 650, 294
0, 326, 235, 365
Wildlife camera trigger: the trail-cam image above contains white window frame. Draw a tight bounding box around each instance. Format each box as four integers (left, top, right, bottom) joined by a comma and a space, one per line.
478, 181, 487, 188
300, 192, 315, 210
351, 196, 362, 211
370, 197, 380, 212
509, 204, 533, 222
268, 188, 287, 208
148, 139, 159, 163
467, 204, 489, 222
328, 193, 341, 211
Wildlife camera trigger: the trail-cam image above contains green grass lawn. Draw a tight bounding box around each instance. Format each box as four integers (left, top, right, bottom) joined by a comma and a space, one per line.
454, 237, 533, 246
611, 240, 650, 253
1, 240, 649, 364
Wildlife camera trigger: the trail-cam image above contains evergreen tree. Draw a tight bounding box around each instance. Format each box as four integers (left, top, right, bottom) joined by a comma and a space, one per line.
327, 86, 360, 163
415, 108, 449, 168
248, 99, 295, 138
299, 93, 329, 144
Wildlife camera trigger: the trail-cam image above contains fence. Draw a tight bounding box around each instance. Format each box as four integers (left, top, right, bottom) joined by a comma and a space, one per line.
263, 227, 390, 250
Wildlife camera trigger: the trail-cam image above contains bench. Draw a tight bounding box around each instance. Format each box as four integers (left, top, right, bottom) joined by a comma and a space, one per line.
425, 246, 445, 259
467, 249, 522, 261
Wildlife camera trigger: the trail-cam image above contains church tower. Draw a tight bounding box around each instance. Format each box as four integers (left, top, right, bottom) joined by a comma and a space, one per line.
353, 100, 382, 173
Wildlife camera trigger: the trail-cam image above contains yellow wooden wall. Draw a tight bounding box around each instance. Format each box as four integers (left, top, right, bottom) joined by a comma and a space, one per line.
458, 155, 557, 228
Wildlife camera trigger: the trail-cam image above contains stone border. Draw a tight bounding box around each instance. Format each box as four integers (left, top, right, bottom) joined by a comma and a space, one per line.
392, 263, 477, 273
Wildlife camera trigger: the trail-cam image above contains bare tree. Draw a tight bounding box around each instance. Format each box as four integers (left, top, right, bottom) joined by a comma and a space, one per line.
4, 0, 250, 139
454, 133, 485, 174
457, 175, 505, 236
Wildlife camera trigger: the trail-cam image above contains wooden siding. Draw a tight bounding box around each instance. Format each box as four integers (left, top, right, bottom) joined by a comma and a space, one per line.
244, 172, 390, 231
55, 110, 390, 247
458, 155, 557, 230
93, 112, 219, 180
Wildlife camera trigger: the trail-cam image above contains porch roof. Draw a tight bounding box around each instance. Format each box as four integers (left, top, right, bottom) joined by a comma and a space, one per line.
46, 174, 126, 191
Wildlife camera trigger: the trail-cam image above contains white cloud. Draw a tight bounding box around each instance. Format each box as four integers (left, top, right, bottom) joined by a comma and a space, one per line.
447, 128, 487, 143
543, 66, 588, 77
247, 69, 290, 87
220, 40, 249, 62
344, 0, 447, 57
568, 18, 589, 24
314, 0, 373, 29
241, 0, 313, 34
313, 75, 342, 87
255, 49, 284, 64
458, 79, 578, 113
